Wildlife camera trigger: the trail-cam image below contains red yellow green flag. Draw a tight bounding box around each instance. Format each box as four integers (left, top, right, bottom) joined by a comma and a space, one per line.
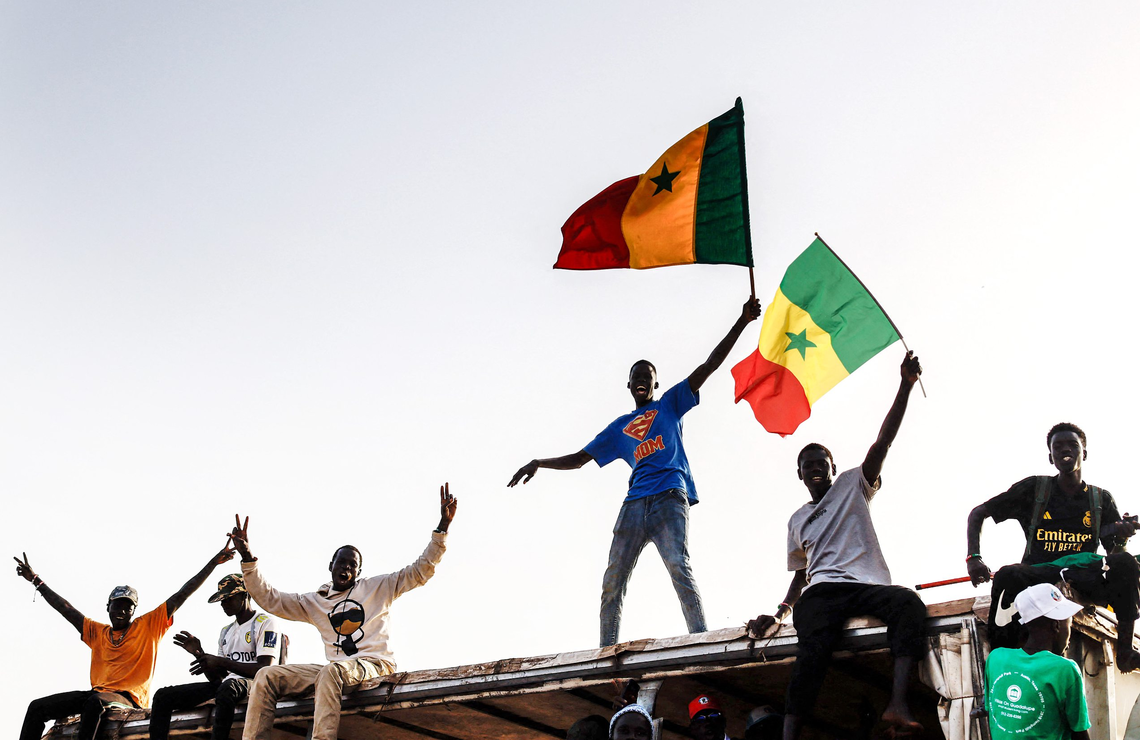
731, 238, 900, 435
554, 99, 752, 271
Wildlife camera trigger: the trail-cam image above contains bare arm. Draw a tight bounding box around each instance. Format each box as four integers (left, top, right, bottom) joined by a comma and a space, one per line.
966, 504, 993, 586
165, 541, 236, 616
13, 553, 85, 634
687, 298, 762, 393
508, 450, 594, 487
746, 569, 807, 638
860, 351, 922, 486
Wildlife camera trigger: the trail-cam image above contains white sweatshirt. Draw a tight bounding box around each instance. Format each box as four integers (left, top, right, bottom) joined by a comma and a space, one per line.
241, 532, 446, 667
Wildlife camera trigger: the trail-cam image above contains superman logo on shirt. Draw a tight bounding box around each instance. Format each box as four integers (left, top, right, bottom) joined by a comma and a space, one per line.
623, 410, 658, 441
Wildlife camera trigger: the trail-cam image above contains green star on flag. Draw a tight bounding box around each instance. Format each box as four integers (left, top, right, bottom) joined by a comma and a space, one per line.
784, 329, 816, 360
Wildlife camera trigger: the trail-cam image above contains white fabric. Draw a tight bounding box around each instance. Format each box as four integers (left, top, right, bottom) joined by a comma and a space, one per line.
217, 611, 282, 681
787, 467, 892, 589
242, 532, 446, 667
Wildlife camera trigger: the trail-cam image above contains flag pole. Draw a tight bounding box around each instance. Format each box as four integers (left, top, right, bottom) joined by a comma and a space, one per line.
814, 232, 926, 398
735, 97, 756, 301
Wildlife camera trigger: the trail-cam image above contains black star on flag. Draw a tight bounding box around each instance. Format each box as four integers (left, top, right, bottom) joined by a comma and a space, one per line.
649, 161, 679, 196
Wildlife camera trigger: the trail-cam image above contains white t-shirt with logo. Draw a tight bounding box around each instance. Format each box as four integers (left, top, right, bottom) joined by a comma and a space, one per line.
217, 612, 282, 681
787, 467, 893, 589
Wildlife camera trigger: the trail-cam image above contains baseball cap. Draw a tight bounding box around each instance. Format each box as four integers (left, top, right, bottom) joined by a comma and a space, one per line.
745, 706, 781, 731
208, 574, 248, 604
107, 585, 138, 605
688, 694, 722, 720
1014, 583, 1082, 624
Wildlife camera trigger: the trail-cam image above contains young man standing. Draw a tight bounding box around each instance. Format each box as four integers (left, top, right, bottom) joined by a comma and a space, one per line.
148, 574, 282, 740
748, 352, 925, 739
965, 423, 1140, 669
14, 542, 236, 740
985, 583, 1090, 740
232, 484, 457, 740
509, 298, 761, 647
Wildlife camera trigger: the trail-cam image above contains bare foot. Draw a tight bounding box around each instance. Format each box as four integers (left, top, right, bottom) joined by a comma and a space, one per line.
1118, 648, 1140, 673
881, 707, 923, 738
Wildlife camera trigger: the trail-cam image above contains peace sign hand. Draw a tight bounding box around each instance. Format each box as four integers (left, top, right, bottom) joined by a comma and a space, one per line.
437, 483, 458, 533
13, 552, 36, 583
230, 515, 254, 561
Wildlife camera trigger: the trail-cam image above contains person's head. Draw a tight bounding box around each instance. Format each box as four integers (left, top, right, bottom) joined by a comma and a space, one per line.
610, 704, 653, 740
106, 585, 138, 630
329, 545, 363, 591
1016, 583, 1083, 654
687, 695, 726, 740
1046, 423, 1087, 475
797, 443, 836, 500
742, 706, 782, 740
627, 360, 658, 406
208, 574, 252, 618
567, 715, 609, 740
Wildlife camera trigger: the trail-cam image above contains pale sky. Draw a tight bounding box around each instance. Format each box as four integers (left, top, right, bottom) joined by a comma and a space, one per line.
3, 3, 1140, 737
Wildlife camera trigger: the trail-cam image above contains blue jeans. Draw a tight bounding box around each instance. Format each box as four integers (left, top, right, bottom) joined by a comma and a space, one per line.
600, 488, 707, 646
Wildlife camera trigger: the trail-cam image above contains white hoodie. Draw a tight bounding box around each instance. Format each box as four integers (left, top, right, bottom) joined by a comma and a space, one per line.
241, 532, 446, 668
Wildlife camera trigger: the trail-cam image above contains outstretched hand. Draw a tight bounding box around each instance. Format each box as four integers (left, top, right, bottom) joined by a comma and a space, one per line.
13, 552, 36, 583
438, 483, 458, 532
508, 460, 539, 487
900, 350, 922, 385
173, 631, 205, 658
741, 297, 762, 323
230, 515, 253, 561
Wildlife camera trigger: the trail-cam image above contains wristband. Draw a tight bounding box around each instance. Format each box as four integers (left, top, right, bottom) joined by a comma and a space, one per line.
966, 554, 982, 562
32, 576, 44, 589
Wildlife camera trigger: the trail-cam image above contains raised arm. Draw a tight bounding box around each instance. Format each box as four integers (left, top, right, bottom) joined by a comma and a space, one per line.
966, 503, 993, 586
746, 569, 808, 639
14, 553, 85, 634
508, 450, 594, 487
860, 351, 922, 486
687, 298, 762, 393
165, 540, 236, 616
392, 484, 458, 598
230, 515, 311, 622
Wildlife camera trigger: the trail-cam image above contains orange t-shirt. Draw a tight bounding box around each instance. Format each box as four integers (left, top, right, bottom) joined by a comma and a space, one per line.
82, 603, 172, 708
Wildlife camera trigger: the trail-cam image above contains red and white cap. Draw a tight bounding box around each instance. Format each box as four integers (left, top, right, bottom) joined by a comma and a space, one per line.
1014, 583, 1083, 624
688, 694, 722, 719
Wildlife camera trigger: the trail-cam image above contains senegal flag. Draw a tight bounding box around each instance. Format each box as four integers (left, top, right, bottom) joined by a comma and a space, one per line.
554, 99, 752, 270
732, 238, 900, 435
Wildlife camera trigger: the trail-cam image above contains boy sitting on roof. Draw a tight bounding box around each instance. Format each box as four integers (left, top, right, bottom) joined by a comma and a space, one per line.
965, 422, 1140, 670
748, 352, 925, 739
13, 542, 236, 740
230, 484, 457, 740
984, 583, 1090, 740
148, 573, 282, 740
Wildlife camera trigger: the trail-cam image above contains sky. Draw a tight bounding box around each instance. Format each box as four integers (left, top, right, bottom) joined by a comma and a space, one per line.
3, 2, 1140, 736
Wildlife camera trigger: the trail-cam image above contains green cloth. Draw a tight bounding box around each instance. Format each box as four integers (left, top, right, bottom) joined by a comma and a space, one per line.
986, 647, 1090, 739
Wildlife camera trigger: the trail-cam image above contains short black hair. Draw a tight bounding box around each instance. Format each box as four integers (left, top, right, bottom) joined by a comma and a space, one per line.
629, 359, 657, 376
797, 443, 834, 468
331, 545, 363, 568
1047, 422, 1087, 449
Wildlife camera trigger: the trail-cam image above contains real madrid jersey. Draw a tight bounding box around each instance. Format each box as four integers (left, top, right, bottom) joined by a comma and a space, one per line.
217, 611, 281, 681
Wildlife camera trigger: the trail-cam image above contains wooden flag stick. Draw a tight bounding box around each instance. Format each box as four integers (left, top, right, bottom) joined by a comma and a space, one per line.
814, 232, 925, 398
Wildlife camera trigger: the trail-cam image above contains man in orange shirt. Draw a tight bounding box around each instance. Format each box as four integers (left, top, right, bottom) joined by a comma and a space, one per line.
13, 542, 235, 740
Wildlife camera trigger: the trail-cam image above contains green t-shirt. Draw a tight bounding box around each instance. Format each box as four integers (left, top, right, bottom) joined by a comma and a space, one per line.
986, 647, 1090, 739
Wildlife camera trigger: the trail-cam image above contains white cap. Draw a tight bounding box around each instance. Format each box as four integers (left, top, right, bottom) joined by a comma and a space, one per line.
1014, 583, 1083, 624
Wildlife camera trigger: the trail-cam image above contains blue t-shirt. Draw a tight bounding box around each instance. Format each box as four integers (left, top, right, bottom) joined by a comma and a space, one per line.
584, 380, 700, 504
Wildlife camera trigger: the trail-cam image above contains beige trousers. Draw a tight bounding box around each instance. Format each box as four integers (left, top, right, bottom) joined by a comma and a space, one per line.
241, 658, 391, 740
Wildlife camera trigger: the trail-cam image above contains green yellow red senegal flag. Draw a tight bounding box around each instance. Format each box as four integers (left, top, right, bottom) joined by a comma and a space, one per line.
732, 237, 901, 436
554, 99, 752, 270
